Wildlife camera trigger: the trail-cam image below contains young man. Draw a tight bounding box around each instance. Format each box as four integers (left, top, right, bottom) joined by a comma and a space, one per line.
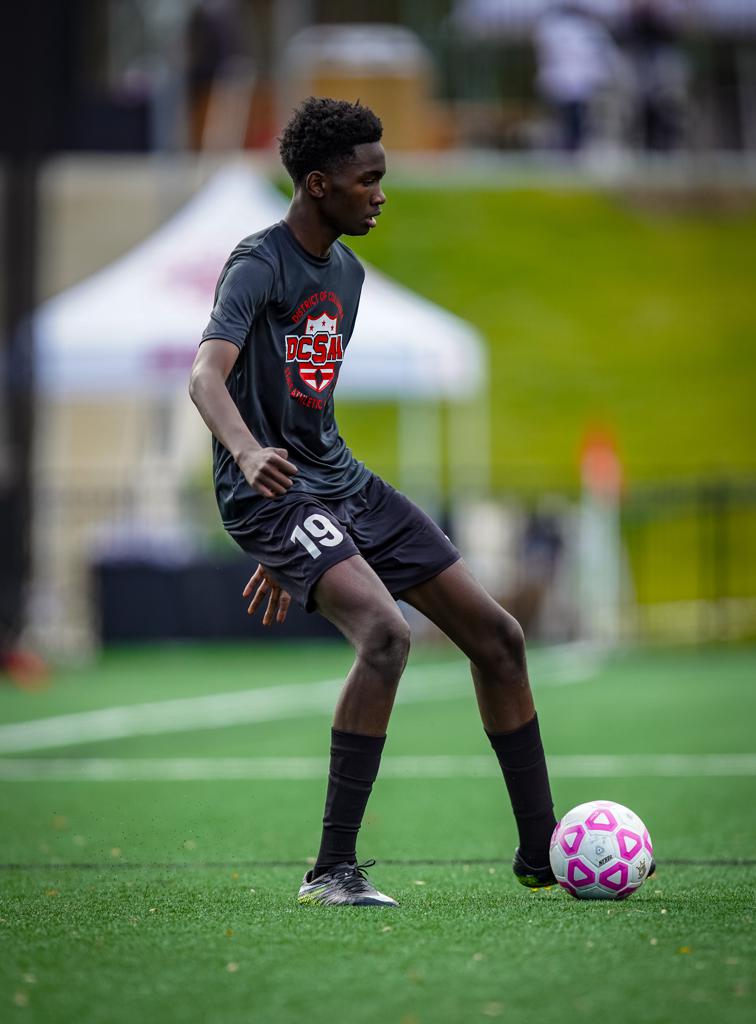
189, 97, 558, 907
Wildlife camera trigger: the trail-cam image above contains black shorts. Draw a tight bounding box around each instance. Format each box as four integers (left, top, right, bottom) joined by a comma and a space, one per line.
226, 473, 460, 611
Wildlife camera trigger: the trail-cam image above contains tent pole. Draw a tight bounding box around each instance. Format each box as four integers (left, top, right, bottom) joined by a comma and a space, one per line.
398, 399, 442, 520
447, 387, 491, 563
448, 389, 491, 501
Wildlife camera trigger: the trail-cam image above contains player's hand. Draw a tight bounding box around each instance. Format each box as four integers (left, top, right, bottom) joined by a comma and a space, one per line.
243, 565, 291, 626
238, 447, 297, 499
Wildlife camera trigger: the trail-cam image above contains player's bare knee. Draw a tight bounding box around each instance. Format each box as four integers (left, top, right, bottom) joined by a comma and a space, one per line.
472, 609, 526, 679
494, 610, 526, 672
358, 615, 411, 683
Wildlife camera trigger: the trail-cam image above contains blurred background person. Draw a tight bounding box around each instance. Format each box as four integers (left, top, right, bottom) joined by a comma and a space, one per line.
508, 503, 566, 640
619, 0, 689, 151
533, 2, 620, 152
185, 0, 243, 149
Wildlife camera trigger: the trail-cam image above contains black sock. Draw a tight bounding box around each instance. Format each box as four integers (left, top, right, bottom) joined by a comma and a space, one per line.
313, 728, 386, 876
486, 714, 557, 867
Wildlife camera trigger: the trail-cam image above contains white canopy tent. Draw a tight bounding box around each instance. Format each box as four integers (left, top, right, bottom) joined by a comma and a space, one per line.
31, 165, 489, 652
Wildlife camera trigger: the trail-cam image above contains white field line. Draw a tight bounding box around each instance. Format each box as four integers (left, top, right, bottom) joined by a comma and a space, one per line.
0, 753, 754, 782
0, 644, 601, 755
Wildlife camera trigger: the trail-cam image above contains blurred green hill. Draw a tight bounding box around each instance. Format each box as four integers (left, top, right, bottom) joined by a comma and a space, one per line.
341, 187, 756, 492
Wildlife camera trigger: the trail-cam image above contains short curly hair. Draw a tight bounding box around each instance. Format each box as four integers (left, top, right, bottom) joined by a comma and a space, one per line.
279, 97, 383, 185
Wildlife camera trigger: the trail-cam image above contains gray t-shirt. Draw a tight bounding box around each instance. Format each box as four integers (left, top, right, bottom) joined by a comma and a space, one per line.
201, 221, 370, 522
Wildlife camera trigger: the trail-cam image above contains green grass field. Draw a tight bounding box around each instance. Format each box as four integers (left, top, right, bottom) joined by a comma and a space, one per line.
340, 187, 756, 489
1, 642, 754, 1022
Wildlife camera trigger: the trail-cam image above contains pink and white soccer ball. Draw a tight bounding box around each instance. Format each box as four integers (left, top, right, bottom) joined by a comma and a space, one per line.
549, 800, 653, 900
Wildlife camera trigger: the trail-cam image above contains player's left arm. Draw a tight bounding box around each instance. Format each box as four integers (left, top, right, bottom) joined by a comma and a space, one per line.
243, 565, 291, 626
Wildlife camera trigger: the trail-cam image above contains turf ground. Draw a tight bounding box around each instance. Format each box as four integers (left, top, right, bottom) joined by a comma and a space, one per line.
1, 642, 754, 1023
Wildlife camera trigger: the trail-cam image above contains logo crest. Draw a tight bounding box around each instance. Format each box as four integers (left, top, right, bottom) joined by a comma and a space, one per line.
285, 313, 344, 394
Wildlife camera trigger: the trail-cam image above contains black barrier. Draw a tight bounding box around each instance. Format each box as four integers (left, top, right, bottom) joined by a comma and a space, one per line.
93, 558, 340, 644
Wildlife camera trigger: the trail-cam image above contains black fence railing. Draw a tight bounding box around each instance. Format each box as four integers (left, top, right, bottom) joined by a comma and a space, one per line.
622, 478, 756, 642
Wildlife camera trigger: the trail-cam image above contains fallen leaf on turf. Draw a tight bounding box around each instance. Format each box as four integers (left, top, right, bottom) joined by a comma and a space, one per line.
13, 992, 29, 1007
225, 928, 234, 938
678, 947, 692, 954
231, 872, 239, 880
400, 1015, 419, 1024
650, 938, 658, 946
472, 952, 485, 961
51, 815, 67, 831
110, 848, 122, 859
482, 1002, 503, 1017
45, 889, 59, 898
226, 962, 239, 973
725, 957, 740, 965
183, 840, 196, 850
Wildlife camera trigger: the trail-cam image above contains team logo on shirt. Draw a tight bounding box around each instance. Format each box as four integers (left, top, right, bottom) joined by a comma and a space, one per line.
284, 312, 344, 394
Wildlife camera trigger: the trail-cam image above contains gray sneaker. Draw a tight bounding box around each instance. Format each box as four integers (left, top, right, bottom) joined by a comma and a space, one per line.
297, 859, 398, 907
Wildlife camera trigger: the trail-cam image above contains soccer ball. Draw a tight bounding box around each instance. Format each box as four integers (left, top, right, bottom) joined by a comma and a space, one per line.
549, 800, 653, 900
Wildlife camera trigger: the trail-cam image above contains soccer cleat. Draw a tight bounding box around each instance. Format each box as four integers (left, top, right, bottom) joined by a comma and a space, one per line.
297, 859, 398, 907
512, 848, 557, 889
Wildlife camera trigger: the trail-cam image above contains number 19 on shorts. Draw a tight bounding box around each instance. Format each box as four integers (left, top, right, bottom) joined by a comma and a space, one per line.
290, 513, 344, 559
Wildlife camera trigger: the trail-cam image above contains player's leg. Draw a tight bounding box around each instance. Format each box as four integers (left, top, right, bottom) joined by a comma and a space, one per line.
400, 559, 531, 732
299, 554, 409, 906
314, 554, 411, 736
398, 559, 557, 886
227, 492, 404, 904
342, 473, 556, 884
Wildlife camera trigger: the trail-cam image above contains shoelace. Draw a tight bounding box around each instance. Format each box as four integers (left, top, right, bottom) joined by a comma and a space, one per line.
353, 859, 376, 877
330, 859, 378, 894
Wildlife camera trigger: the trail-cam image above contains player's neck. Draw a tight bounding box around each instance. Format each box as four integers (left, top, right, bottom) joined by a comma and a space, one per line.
284, 199, 339, 259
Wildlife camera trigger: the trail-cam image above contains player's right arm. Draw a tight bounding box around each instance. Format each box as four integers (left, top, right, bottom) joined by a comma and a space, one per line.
242, 564, 291, 625
189, 339, 297, 499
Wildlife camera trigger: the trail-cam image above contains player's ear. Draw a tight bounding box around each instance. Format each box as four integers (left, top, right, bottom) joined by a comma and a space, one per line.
304, 170, 327, 199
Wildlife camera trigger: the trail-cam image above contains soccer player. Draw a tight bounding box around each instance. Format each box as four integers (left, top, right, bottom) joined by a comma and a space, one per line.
189, 98, 558, 907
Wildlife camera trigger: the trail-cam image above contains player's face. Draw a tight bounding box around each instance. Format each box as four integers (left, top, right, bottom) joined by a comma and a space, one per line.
324, 142, 386, 236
